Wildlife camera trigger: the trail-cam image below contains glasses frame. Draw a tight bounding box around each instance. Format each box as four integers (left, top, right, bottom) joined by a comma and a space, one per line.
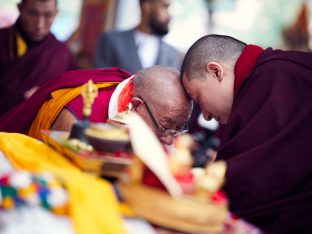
136, 96, 188, 137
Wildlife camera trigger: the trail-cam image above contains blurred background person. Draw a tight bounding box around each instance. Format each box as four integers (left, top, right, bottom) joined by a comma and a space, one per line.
1, 0, 310, 68
93, 0, 181, 74
281, 1, 311, 52
0, 0, 76, 117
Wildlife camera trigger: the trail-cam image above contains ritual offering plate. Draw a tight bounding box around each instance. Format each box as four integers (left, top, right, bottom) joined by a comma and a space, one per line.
84, 123, 130, 153
119, 182, 228, 234
41, 130, 132, 178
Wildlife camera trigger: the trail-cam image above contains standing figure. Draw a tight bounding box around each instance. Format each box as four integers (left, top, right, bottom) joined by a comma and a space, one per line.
94, 0, 181, 74
0, 0, 76, 117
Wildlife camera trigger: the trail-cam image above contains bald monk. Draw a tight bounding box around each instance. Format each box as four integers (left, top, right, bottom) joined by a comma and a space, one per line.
0, 66, 192, 146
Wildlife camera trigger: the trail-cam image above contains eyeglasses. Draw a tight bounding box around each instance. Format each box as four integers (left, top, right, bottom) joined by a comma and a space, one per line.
137, 96, 189, 137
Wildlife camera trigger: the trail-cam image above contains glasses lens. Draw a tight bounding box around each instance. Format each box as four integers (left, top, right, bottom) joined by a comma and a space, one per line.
161, 125, 188, 137
173, 128, 189, 137
139, 96, 189, 137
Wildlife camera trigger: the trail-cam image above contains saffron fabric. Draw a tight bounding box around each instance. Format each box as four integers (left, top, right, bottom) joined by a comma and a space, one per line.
28, 82, 118, 139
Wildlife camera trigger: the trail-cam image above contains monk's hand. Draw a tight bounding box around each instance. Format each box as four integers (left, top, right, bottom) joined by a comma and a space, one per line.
24, 86, 39, 99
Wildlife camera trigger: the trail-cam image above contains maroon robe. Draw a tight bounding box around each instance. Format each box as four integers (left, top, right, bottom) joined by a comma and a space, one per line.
0, 67, 131, 134
218, 48, 312, 233
0, 20, 76, 117
0, 66, 166, 192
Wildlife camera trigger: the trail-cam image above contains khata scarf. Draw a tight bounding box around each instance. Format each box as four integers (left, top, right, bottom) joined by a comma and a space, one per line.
108, 76, 134, 118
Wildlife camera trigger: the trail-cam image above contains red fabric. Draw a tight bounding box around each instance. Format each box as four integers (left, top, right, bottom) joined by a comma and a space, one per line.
142, 145, 174, 192
66, 86, 116, 123
210, 190, 227, 204
118, 77, 133, 112
234, 45, 264, 96
142, 166, 167, 191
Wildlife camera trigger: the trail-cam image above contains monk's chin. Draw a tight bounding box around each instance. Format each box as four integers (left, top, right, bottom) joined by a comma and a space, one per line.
29, 33, 47, 42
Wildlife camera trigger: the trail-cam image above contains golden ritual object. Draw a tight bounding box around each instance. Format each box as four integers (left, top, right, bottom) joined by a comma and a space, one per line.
85, 124, 129, 141
81, 80, 98, 118
84, 123, 130, 153
68, 80, 98, 142
203, 161, 227, 191
193, 161, 227, 202
43, 85, 133, 178
66, 138, 94, 152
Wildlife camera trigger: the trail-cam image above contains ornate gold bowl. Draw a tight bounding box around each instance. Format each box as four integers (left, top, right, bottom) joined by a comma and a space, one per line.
84, 123, 130, 153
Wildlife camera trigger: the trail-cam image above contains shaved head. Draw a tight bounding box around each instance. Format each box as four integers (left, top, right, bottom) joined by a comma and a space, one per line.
133, 65, 192, 111
134, 66, 181, 99
133, 65, 193, 144
181, 34, 246, 81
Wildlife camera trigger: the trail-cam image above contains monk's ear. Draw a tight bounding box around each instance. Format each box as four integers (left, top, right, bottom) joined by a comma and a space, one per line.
206, 62, 223, 81
131, 97, 144, 111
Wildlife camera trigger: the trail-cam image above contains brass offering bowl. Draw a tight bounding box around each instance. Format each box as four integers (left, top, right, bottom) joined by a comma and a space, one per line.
85, 123, 130, 153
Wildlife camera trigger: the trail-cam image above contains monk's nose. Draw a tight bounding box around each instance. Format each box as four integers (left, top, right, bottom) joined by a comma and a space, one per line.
35, 15, 45, 31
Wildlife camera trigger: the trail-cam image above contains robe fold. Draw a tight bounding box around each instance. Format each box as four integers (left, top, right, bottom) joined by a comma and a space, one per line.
0, 67, 131, 134
0, 21, 76, 116
218, 48, 312, 233
0, 66, 165, 195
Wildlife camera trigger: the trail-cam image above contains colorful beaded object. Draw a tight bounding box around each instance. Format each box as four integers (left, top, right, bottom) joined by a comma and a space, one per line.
0, 171, 68, 215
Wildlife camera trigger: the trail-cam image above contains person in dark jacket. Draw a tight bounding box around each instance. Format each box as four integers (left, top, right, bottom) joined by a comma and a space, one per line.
94, 0, 181, 74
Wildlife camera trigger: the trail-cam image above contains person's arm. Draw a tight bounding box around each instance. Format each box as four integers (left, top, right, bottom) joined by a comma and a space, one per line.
50, 108, 78, 132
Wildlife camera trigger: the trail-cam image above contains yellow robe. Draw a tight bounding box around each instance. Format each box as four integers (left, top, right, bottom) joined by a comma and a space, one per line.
28, 82, 118, 139
0, 132, 126, 234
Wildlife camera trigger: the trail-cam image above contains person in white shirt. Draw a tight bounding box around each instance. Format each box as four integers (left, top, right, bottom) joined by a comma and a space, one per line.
94, 0, 181, 74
